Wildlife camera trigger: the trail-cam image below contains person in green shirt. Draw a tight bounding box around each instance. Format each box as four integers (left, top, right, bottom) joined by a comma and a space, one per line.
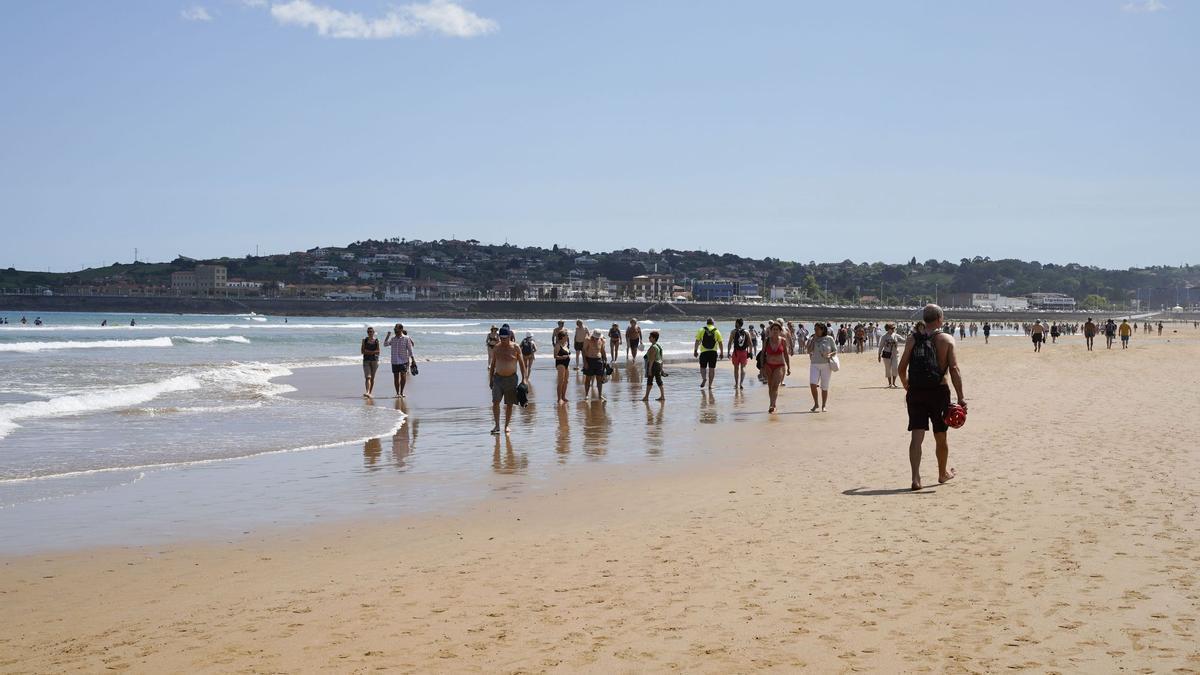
640, 330, 666, 402
693, 317, 724, 390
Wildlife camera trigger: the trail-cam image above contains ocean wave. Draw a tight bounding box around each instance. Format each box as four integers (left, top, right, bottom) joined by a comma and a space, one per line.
171, 335, 251, 344
0, 361, 296, 439
0, 337, 174, 353
0, 375, 203, 439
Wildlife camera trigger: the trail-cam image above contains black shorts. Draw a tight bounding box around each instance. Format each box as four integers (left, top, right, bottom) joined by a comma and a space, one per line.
574, 340, 584, 352
1032, 334, 1043, 343
698, 351, 718, 368
628, 339, 639, 350
585, 357, 606, 377
906, 385, 951, 433
391, 363, 409, 374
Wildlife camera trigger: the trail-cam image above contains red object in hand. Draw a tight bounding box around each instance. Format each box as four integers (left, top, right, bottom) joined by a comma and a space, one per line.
944, 403, 967, 429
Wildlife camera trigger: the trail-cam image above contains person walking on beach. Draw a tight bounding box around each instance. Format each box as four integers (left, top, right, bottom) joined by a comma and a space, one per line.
488, 326, 528, 435
520, 331, 537, 371
485, 325, 500, 356
1119, 319, 1132, 349
1084, 318, 1097, 351
582, 329, 609, 402
898, 304, 965, 491
1031, 320, 1045, 353
762, 321, 791, 413
625, 319, 642, 363
806, 322, 837, 412
694, 318, 724, 390
608, 323, 622, 362
728, 318, 752, 390
573, 320, 588, 370
384, 323, 415, 398
982, 321, 991, 344
553, 329, 571, 404
1104, 319, 1117, 349
640, 330, 666, 402
361, 327, 381, 398
878, 323, 901, 388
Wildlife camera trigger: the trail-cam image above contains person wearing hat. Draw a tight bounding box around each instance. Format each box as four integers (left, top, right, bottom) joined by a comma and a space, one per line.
520, 330, 537, 371
582, 328, 609, 401
488, 325, 529, 435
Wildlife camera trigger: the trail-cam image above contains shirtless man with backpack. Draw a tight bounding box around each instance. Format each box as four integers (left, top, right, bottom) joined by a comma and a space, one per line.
898, 304, 966, 491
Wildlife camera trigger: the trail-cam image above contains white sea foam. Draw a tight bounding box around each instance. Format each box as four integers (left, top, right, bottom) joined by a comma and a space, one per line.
172, 335, 251, 344
0, 337, 174, 352
0, 375, 203, 439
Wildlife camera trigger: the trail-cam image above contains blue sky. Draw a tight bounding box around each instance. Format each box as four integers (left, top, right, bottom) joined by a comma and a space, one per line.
1, 0, 1195, 271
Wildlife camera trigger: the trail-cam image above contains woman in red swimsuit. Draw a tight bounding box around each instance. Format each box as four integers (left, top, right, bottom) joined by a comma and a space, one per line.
763, 321, 791, 413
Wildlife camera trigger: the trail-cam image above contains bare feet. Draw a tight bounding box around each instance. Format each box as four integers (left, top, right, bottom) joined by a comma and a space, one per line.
768, 406, 776, 413
911, 478, 922, 491
656, 396, 665, 401
490, 426, 500, 435
938, 468, 956, 484
810, 405, 819, 413
504, 426, 511, 435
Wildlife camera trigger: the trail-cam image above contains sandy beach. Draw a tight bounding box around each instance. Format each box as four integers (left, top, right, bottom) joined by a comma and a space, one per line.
3, 330, 1198, 673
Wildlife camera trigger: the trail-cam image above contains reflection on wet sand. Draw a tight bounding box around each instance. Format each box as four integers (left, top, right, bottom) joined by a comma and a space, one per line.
363, 437, 383, 468
555, 404, 571, 461
581, 401, 610, 458
698, 389, 718, 424
391, 398, 416, 470
644, 400, 665, 457
492, 434, 528, 475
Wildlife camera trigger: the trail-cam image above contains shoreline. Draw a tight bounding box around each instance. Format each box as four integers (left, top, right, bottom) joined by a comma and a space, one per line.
3, 333, 1198, 672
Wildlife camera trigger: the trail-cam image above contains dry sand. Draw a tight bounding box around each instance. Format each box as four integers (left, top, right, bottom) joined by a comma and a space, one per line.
3, 331, 1199, 673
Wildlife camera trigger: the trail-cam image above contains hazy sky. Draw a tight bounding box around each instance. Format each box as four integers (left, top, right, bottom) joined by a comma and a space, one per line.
1, 0, 1195, 271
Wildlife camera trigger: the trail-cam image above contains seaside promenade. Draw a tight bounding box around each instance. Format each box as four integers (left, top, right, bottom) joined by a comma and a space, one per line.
2, 332, 1198, 672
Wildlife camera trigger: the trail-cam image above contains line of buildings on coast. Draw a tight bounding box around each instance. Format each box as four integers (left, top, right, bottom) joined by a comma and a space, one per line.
162, 262, 1085, 311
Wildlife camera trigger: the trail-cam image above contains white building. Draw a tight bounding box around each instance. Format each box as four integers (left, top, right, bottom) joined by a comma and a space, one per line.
1026, 292, 1076, 310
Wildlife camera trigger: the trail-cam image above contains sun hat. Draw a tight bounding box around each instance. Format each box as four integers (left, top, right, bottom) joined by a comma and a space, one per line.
498, 326, 513, 338
591, 329, 602, 338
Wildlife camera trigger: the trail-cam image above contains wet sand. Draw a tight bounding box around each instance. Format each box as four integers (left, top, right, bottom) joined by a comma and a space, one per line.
3, 332, 1199, 672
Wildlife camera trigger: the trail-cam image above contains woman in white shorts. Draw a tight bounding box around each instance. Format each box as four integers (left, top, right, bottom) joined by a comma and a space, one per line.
806, 323, 837, 412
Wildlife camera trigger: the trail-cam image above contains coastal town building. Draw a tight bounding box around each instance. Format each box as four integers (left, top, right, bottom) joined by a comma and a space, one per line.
1026, 292, 1077, 310
630, 273, 674, 300
944, 292, 1030, 310
170, 264, 227, 294
692, 279, 759, 302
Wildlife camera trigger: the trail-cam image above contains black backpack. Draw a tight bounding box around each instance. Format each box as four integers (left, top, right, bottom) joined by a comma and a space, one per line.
907, 331, 944, 388
732, 328, 748, 350
701, 327, 717, 349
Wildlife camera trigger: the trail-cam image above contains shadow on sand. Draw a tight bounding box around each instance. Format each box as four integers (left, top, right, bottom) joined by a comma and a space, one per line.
842, 486, 938, 496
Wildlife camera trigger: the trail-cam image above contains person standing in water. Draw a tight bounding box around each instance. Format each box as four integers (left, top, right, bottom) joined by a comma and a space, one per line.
384, 323, 415, 398
878, 323, 901, 388
728, 318, 752, 390
762, 322, 791, 414
898, 304, 965, 491
625, 319, 642, 363
693, 317, 724, 391
360, 327, 381, 398
582, 328, 609, 402
520, 331, 537, 372
488, 326, 528, 435
608, 323, 622, 362
573, 320, 589, 370
553, 329, 572, 404
640, 330, 666, 402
